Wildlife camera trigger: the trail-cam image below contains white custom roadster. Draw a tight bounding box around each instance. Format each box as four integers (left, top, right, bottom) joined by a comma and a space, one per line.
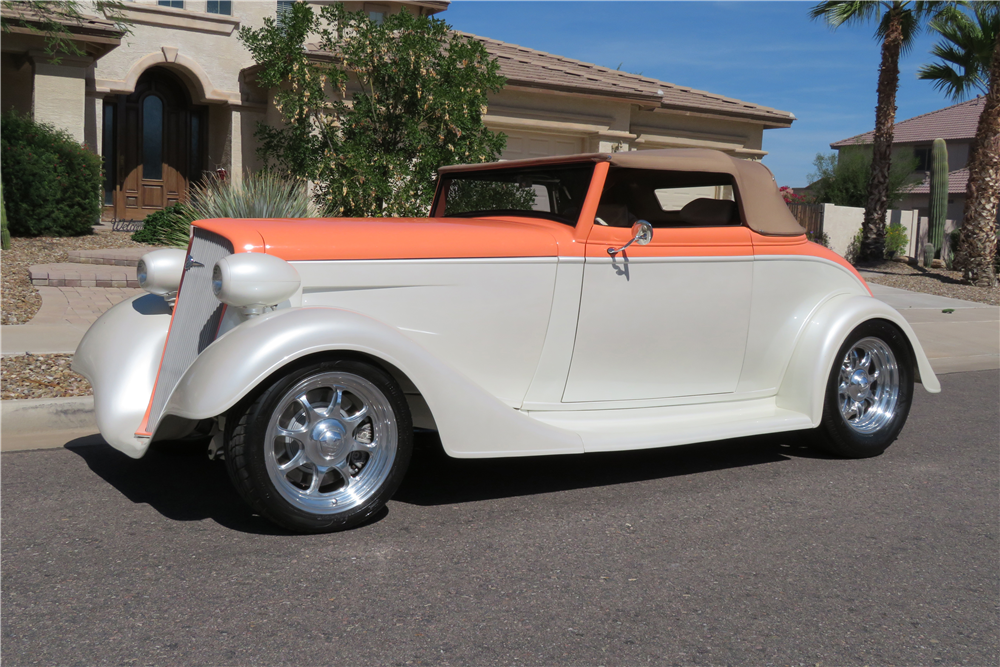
74, 149, 941, 533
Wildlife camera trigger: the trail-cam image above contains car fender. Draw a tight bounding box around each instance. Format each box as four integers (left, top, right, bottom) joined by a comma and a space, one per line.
72, 294, 173, 458
776, 294, 941, 425
161, 306, 584, 458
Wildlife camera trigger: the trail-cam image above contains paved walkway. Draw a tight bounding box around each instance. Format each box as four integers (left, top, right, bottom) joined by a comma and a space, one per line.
1, 286, 142, 355
864, 282, 1000, 374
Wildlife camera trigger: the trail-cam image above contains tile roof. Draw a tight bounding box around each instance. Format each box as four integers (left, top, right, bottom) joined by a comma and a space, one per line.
905, 168, 969, 195
462, 32, 795, 126
305, 34, 796, 127
832, 97, 984, 147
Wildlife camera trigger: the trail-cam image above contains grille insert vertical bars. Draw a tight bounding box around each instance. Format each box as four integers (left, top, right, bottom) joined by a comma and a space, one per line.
144, 228, 233, 432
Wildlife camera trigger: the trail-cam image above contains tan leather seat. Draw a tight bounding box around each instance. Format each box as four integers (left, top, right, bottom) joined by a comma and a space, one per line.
680, 198, 737, 226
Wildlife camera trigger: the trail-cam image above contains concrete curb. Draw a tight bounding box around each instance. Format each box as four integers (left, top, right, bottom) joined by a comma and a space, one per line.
1, 396, 96, 435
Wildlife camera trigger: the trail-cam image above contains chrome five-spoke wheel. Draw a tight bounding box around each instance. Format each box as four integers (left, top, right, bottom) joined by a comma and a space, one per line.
265, 372, 397, 514
837, 337, 900, 434
224, 359, 412, 533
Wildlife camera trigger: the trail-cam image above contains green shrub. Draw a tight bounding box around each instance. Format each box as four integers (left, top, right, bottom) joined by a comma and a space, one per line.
1, 181, 10, 250
0, 110, 102, 237
845, 228, 864, 265
884, 224, 908, 257
132, 203, 195, 247
806, 230, 831, 248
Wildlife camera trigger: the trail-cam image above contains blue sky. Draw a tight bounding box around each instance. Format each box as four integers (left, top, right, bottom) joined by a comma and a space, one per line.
444, 0, 959, 187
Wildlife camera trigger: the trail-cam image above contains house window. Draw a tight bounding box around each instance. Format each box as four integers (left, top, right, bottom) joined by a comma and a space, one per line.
157, 1, 184, 8
142, 95, 164, 181
277, 1, 294, 24
207, 1, 231, 15
914, 146, 932, 172
102, 103, 116, 206
365, 3, 389, 24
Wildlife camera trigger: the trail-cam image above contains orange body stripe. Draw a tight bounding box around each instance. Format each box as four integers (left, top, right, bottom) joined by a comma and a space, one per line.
586, 225, 754, 258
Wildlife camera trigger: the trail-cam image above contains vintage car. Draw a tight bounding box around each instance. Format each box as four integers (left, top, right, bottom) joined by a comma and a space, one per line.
74, 148, 941, 533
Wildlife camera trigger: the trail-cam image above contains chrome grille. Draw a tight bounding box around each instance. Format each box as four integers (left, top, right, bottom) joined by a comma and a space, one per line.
145, 228, 233, 432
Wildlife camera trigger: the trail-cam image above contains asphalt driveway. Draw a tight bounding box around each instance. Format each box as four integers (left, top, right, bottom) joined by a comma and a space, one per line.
2, 370, 997, 666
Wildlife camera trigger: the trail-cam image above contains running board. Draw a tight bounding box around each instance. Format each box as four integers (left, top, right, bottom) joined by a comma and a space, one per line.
525, 398, 815, 453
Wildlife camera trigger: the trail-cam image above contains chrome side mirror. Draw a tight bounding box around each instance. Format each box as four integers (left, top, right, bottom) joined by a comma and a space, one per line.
608, 220, 653, 255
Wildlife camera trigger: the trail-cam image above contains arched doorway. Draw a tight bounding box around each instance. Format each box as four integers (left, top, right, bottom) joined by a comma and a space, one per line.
103, 67, 207, 221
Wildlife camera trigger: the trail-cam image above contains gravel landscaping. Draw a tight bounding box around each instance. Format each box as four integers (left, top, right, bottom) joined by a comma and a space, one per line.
1, 226, 148, 325
860, 259, 1000, 307
1, 353, 92, 400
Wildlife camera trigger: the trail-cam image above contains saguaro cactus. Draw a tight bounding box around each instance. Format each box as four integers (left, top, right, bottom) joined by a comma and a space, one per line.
928, 138, 948, 257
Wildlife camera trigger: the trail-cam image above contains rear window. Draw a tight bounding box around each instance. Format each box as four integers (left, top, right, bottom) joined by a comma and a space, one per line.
438, 164, 595, 225
598, 167, 742, 228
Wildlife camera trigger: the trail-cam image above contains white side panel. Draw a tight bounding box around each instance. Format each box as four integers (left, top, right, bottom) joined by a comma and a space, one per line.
564, 256, 753, 402
521, 258, 585, 407
738, 256, 871, 394
293, 259, 557, 408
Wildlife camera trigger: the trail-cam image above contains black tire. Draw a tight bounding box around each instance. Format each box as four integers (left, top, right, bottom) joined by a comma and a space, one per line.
814, 319, 914, 458
224, 357, 413, 533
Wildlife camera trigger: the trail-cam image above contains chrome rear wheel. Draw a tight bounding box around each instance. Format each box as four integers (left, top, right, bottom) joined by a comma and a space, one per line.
816, 320, 914, 459
837, 337, 900, 434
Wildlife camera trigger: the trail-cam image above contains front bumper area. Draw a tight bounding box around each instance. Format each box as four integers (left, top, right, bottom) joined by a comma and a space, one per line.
72, 294, 173, 458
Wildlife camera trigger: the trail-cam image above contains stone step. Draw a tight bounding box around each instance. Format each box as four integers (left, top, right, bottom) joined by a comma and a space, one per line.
30, 263, 139, 288
65, 247, 155, 267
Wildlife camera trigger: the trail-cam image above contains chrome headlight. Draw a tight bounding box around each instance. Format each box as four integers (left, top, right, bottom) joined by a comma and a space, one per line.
137, 249, 186, 297
212, 253, 300, 312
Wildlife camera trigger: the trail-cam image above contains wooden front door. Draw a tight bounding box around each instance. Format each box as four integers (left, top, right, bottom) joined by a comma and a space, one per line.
109, 68, 205, 221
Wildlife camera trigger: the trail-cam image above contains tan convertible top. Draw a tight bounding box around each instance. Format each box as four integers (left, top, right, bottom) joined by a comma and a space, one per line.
439, 148, 806, 236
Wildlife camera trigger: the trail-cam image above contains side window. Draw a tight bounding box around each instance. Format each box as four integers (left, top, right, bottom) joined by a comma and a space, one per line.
598, 167, 742, 228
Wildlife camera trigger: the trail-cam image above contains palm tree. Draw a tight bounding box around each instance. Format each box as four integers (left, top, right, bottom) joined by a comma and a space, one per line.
810, 1, 944, 262
919, 3, 1000, 286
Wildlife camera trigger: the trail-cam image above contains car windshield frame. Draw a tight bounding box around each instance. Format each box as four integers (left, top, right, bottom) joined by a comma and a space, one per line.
434, 163, 597, 226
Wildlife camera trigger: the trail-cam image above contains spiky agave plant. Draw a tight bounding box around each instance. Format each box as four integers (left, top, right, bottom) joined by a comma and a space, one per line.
190, 170, 313, 220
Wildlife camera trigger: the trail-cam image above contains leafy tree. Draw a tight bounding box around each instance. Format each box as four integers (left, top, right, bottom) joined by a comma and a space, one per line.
920, 3, 999, 286
810, 1, 945, 262
808, 149, 920, 209
239, 2, 507, 218
0, 1, 131, 63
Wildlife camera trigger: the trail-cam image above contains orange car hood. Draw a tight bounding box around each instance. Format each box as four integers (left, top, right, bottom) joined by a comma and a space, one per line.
193, 216, 575, 261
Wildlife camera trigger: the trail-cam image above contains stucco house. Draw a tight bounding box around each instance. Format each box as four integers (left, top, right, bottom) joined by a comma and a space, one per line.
831, 97, 986, 224
2, 0, 796, 222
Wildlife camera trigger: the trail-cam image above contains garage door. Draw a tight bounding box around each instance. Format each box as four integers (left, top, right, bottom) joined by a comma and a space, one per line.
501, 130, 586, 161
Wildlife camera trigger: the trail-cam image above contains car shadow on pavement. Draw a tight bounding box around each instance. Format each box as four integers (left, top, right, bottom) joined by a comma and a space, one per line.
65, 430, 831, 530
66, 437, 300, 535
394, 429, 832, 506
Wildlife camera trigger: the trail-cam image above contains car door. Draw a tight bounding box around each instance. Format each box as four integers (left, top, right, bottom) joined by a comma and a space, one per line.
563, 192, 754, 403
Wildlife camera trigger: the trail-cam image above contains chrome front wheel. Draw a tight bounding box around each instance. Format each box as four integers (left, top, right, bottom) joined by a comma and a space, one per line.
225, 359, 412, 533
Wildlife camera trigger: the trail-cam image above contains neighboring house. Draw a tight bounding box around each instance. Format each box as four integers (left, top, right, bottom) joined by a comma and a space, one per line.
831, 97, 986, 224
1, 0, 796, 222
